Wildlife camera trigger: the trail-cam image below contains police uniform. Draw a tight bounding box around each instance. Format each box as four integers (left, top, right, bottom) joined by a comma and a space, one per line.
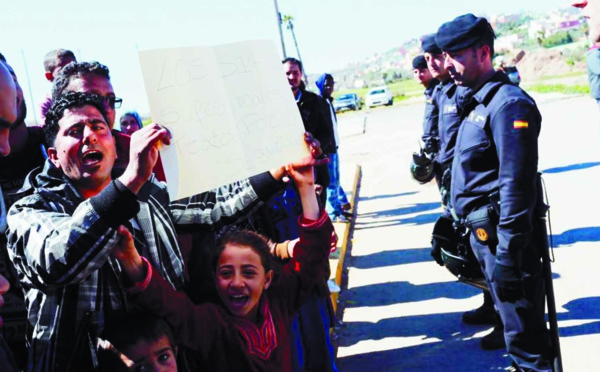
412, 55, 440, 104
421, 34, 468, 208
437, 14, 553, 372
419, 36, 442, 157
434, 80, 469, 209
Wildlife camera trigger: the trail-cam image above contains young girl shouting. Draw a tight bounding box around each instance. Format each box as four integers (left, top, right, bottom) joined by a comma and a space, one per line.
111, 161, 333, 371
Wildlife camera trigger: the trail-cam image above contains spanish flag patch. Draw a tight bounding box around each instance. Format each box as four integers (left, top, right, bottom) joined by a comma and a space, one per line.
513, 120, 528, 129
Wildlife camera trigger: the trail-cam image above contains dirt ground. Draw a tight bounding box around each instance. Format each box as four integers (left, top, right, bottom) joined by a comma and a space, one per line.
509, 47, 587, 82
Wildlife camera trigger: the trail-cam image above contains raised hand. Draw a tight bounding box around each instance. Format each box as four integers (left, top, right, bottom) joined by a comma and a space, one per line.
270, 132, 329, 182
286, 162, 319, 220
111, 226, 145, 283
118, 124, 171, 194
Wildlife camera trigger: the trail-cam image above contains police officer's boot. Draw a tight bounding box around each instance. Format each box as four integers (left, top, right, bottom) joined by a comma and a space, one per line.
480, 323, 506, 350
461, 291, 498, 325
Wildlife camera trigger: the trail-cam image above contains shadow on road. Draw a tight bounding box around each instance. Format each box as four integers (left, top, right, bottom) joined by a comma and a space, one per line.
342, 281, 481, 307
354, 212, 440, 230
557, 296, 600, 338
541, 162, 600, 174
360, 191, 419, 202
551, 226, 600, 247
358, 202, 441, 218
354, 202, 441, 230
337, 311, 509, 371
349, 247, 433, 268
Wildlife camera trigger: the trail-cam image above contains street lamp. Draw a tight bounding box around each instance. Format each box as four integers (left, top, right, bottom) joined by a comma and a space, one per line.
283, 15, 308, 85
273, 0, 287, 58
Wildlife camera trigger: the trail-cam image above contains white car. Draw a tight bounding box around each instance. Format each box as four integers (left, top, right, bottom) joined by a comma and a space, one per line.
365, 86, 393, 108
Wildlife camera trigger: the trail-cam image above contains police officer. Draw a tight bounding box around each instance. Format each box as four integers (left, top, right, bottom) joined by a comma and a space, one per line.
419, 38, 441, 160
412, 55, 438, 101
413, 53, 439, 170
436, 14, 553, 372
421, 32, 505, 350
421, 34, 467, 205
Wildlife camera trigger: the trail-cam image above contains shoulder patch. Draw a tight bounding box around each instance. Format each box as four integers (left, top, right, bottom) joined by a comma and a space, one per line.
513, 120, 528, 129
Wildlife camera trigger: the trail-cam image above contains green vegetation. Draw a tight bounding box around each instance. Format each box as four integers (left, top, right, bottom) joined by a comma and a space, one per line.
526, 83, 589, 95
541, 31, 574, 48
535, 71, 586, 81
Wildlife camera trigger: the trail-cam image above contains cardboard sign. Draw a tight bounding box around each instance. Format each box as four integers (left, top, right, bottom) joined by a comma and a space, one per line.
139, 40, 307, 200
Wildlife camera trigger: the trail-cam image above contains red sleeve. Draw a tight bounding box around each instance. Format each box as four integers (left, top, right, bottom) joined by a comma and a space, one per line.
123, 259, 221, 352
271, 211, 333, 314
153, 154, 167, 182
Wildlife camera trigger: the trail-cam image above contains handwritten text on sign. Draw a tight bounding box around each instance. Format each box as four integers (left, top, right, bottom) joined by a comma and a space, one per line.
139, 41, 306, 200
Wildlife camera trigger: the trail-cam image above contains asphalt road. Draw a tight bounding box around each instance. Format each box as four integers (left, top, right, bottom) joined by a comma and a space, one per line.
333, 94, 600, 372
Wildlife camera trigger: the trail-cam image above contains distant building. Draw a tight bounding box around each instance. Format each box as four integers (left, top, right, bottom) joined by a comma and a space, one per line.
496, 34, 520, 52
558, 19, 582, 31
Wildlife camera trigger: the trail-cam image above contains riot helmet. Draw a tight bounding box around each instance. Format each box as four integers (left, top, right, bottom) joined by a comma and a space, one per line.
432, 216, 485, 281
410, 151, 435, 184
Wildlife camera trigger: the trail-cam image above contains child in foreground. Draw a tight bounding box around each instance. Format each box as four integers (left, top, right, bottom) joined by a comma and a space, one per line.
111, 161, 333, 371
97, 313, 178, 372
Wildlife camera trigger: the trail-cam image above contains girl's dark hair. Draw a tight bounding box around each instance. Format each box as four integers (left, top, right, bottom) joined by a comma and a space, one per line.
212, 229, 273, 273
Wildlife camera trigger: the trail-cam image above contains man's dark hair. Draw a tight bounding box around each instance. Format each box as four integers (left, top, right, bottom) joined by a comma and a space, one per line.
282, 57, 303, 74
52, 61, 110, 101
0, 52, 6, 63
98, 313, 177, 372
474, 24, 496, 60
44, 91, 108, 146
43, 49, 76, 72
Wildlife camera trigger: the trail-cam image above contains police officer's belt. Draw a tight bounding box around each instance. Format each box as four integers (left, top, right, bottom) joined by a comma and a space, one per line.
464, 205, 498, 247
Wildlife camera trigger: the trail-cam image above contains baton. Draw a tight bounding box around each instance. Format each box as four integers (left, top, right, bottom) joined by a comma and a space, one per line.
538, 216, 563, 372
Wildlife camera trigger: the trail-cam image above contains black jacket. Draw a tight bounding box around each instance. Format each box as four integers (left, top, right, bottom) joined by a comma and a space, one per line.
297, 83, 336, 155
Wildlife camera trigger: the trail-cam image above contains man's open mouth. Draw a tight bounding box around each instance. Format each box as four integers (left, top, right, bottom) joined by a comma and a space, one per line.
82, 150, 103, 166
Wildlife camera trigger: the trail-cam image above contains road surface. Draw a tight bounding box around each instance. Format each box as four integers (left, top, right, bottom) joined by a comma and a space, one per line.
334, 94, 600, 371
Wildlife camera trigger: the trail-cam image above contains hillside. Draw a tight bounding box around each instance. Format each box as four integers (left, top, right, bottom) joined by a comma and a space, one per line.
310, 6, 589, 91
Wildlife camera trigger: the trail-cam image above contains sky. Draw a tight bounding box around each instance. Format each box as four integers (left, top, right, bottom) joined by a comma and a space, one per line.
0, 0, 574, 124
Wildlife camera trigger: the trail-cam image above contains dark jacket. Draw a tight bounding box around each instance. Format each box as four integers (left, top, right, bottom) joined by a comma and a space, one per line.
451, 71, 541, 269
421, 79, 441, 154
125, 211, 333, 372
297, 82, 336, 155
296, 83, 332, 194
6, 159, 282, 372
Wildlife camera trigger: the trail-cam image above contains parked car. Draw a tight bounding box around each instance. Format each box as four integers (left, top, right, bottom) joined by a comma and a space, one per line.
333, 93, 363, 112
365, 86, 393, 108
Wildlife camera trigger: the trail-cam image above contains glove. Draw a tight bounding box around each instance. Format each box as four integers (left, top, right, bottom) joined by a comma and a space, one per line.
430, 236, 445, 266
493, 263, 523, 303
423, 139, 439, 156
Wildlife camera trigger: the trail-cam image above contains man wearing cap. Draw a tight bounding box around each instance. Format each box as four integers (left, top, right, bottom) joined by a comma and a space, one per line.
413, 54, 439, 154
420, 34, 467, 197
413, 55, 437, 92
421, 32, 506, 351
436, 14, 553, 372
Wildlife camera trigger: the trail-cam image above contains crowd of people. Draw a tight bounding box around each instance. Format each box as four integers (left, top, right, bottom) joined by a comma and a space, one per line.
3, 3, 598, 371
0, 41, 347, 372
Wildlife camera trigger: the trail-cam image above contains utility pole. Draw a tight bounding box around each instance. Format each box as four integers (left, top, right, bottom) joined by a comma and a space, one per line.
273, 0, 287, 58
20, 49, 38, 126
283, 15, 308, 85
